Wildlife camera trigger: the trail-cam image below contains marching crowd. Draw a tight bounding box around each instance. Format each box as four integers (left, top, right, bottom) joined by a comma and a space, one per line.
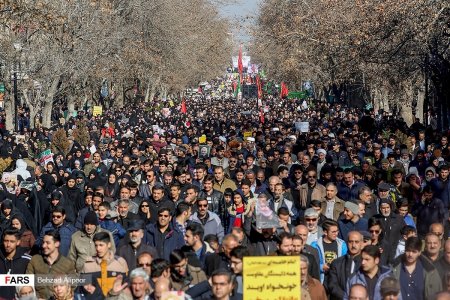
0, 85, 449, 300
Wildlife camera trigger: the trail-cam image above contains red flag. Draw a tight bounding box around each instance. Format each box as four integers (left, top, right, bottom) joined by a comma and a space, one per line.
238, 44, 243, 81
256, 75, 263, 99
259, 109, 265, 124
198, 86, 203, 94
281, 82, 289, 98
181, 98, 187, 114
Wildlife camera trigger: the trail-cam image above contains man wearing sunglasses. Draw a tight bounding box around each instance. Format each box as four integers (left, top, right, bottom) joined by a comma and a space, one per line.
144, 207, 184, 261
36, 206, 76, 256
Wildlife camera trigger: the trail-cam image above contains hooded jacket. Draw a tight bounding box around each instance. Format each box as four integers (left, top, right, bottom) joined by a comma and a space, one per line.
0, 246, 32, 299
344, 266, 393, 300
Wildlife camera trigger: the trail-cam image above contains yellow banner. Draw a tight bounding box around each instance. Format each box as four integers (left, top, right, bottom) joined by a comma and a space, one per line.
243, 256, 301, 300
93, 106, 103, 116
243, 131, 252, 138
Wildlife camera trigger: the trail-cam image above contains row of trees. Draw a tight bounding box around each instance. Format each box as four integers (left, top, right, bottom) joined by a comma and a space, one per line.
0, 0, 232, 130
252, 0, 449, 126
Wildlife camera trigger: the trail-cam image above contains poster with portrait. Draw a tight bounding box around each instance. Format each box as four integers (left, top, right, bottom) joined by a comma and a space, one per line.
255, 197, 279, 229
198, 145, 210, 159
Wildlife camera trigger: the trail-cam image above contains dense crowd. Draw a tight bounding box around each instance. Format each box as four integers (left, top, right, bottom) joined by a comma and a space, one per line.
0, 82, 449, 300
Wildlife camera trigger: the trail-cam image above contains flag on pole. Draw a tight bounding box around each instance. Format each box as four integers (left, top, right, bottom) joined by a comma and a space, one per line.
256, 75, 263, 100
181, 98, 187, 114
234, 80, 241, 98
280, 82, 289, 98
238, 44, 243, 82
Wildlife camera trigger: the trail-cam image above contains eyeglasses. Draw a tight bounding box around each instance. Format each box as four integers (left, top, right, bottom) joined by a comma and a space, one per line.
138, 263, 151, 267
229, 160, 237, 163
158, 214, 170, 218
370, 230, 381, 234
198, 204, 208, 208
141, 205, 149, 208
305, 218, 317, 222
295, 171, 303, 174
307, 176, 316, 179
52, 215, 63, 219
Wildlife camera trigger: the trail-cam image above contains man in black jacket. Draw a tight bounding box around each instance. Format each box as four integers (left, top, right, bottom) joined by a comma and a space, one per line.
326, 231, 363, 300
204, 234, 238, 276
118, 219, 158, 270
0, 229, 32, 299
198, 175, 227, 231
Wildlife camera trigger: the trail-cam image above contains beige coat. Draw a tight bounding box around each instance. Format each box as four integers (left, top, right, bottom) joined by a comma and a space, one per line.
299, 183, 326, 208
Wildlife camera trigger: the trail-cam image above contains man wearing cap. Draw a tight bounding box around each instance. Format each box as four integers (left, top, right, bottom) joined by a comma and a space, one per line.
68, 211, 116, 272
379, 277, 401, 300
118, 219, 158, 270
338, 201, 368, 241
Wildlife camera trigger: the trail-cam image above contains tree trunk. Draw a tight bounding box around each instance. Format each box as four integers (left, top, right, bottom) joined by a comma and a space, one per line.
417, 87, 425, 124
67, 96, 75, 119
41, 78, 60, 128
144, 82, 151, 102
4, 95, 14, 132
115, 85, 124, 108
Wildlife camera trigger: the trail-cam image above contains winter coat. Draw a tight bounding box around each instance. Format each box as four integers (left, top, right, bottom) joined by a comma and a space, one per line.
344, 266, 393, 300
0, 247, 32, 299
299, 183, 326, 209
99, 219, 126, 247
191, 211, 225, 243
36, 221, 77, 256
326, 254, 361, 300
68, 226, 116, 272
144, 223, 185, 261
392, 254, 442, 300
170, 264, 208, 291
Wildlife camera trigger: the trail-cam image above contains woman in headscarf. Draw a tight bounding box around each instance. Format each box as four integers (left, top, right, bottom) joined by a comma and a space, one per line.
138, 199, 152, 225
104, 172, 119, 202
10, 214, 35, 252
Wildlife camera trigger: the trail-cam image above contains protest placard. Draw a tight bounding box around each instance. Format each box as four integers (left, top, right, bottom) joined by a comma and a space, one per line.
243, 256, 301, 300
38, 149, 54, 166
93, 106, 103, 116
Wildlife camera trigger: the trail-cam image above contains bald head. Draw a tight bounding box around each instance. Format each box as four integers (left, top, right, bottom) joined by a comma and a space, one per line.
154, 278, 171, 298
349, 284, 368, 300
430, 223, 444, 239
295, 225, 308, 241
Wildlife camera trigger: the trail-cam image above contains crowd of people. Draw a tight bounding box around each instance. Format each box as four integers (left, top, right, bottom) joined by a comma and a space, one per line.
0, 81, 449, 300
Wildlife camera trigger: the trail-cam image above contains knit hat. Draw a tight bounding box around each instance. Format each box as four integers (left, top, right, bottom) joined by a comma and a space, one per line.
344, 201, 359, 215
84, 211, 98, 225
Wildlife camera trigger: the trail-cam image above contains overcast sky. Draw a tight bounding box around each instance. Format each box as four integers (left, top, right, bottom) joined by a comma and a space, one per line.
218, 0, 261, 49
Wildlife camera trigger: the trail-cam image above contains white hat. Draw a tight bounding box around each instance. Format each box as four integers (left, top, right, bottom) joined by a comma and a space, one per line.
247, 137, 255, 142
288, 135, 297, 140
272, 127, 280, 132
219, 136, 227, 143
317, 149, 327, 155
